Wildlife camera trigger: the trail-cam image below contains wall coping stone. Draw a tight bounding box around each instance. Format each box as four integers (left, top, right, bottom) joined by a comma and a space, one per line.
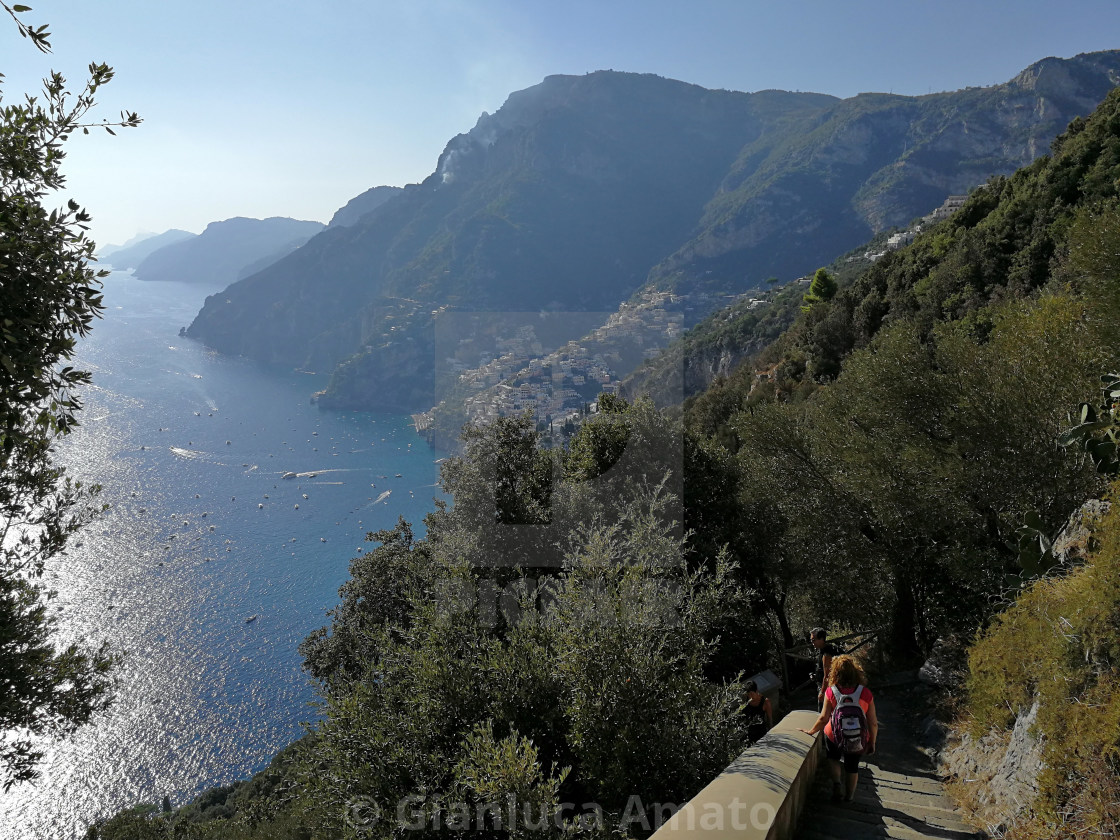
649, 710, 821, 840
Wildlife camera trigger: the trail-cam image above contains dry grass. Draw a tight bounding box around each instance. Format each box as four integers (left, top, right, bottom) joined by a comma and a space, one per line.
946, 486, 1120, 838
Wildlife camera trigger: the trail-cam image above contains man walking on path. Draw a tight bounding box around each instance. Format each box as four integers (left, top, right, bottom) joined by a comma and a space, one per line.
811, 628, 839, 710
741, 679, 774, 745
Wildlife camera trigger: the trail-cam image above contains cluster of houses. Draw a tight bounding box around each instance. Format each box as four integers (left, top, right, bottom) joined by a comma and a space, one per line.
417, 190, 980, 441
419, 289, 694, 433
859, 193, 970, 263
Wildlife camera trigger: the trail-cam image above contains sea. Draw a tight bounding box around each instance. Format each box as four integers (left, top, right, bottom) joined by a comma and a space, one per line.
0, 273, 445, 839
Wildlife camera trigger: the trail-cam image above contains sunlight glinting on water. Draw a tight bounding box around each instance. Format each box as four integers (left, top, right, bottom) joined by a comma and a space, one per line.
0, 275, 443, 839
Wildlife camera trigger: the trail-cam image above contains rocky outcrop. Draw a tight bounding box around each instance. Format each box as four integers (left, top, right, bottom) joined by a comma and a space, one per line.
929, 502, 1114, 832
1053, 498, 1112, 565
941, 701, 1044, 835
919, 636, 969, 690
314, 320, 437, 412
622, 332, 769, 407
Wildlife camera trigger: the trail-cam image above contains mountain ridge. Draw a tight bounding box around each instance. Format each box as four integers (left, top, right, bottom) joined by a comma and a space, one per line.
135, 216, 325, 286
101, 229, 196, 271
183, 53, 1120, 412
328, 185, 403, 228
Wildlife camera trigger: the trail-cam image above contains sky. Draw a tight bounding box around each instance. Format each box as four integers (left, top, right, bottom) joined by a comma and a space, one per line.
5, 0, 1120, 248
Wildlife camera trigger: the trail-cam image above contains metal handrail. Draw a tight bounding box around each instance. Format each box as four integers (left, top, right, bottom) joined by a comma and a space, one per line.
781, 627, 882, 697
783, 626, 883, 662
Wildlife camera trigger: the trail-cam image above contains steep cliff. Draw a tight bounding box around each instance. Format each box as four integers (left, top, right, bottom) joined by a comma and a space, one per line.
621, 283, 803, 407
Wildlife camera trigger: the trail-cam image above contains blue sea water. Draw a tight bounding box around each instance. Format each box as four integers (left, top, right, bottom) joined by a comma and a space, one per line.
0, 274, 445, 839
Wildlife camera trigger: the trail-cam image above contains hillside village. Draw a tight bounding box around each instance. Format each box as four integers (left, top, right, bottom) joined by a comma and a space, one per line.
415, 287, 765, 437
413, 191, 981, 443
859, 193, 971, 262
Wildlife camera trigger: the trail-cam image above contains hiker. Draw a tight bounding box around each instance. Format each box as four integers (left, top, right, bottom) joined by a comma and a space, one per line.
799, 654, 878, 803
810, 627, 839, 710
742, 679, 773, 745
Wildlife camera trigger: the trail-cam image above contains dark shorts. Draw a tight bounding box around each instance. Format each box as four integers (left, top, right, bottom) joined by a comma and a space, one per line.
824, 736, 862, 772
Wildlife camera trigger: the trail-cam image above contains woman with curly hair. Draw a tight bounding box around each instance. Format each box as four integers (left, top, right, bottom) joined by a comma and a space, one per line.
800, 654, 878, 802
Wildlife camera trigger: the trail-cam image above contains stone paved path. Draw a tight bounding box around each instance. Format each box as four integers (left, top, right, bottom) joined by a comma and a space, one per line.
794, 685, 985, 840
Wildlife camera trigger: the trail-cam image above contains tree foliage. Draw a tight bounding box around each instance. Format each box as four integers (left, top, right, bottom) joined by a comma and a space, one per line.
675, 84, 1120, 659
292, 459, 753, 839
800, 267, 837, 311
0, 2, 138, 788
727, 295, 1110, 659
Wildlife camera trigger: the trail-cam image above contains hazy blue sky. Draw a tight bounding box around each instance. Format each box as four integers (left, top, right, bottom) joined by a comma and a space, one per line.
6, 0, 1120, 247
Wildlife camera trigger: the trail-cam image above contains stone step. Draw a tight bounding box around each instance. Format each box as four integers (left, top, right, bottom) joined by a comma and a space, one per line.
825, 796, 975, 834
799, 806, 983, 840
867, 775, 952, 797
810, 779, 969, 825
813, 770, 949, 795
793, 688, 983, 840
801, 824, 978, 840
863, 765, 951, 791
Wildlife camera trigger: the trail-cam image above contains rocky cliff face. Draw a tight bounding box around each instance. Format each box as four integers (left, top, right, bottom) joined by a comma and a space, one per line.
183, 53, 1120, 412
940, 702, 1044, 836
622, 324, 773, 408
937, 500, 1114, 835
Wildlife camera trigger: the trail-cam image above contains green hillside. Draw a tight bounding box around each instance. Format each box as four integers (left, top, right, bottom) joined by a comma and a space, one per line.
648, 51, 1120, 295
680, 84, 1120, 439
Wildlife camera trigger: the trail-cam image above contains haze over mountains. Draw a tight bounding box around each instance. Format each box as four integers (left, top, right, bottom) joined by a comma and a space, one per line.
173, 51, 1120, 413
100, 229, 195, 270
132, 217, 325, 285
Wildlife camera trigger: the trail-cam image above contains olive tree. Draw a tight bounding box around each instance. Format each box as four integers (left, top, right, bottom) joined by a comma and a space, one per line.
0, 2, 139, 788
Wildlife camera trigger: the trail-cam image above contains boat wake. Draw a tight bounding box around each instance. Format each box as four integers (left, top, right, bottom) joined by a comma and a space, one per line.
169, 447, 225, 466
170, 447, 208, 460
